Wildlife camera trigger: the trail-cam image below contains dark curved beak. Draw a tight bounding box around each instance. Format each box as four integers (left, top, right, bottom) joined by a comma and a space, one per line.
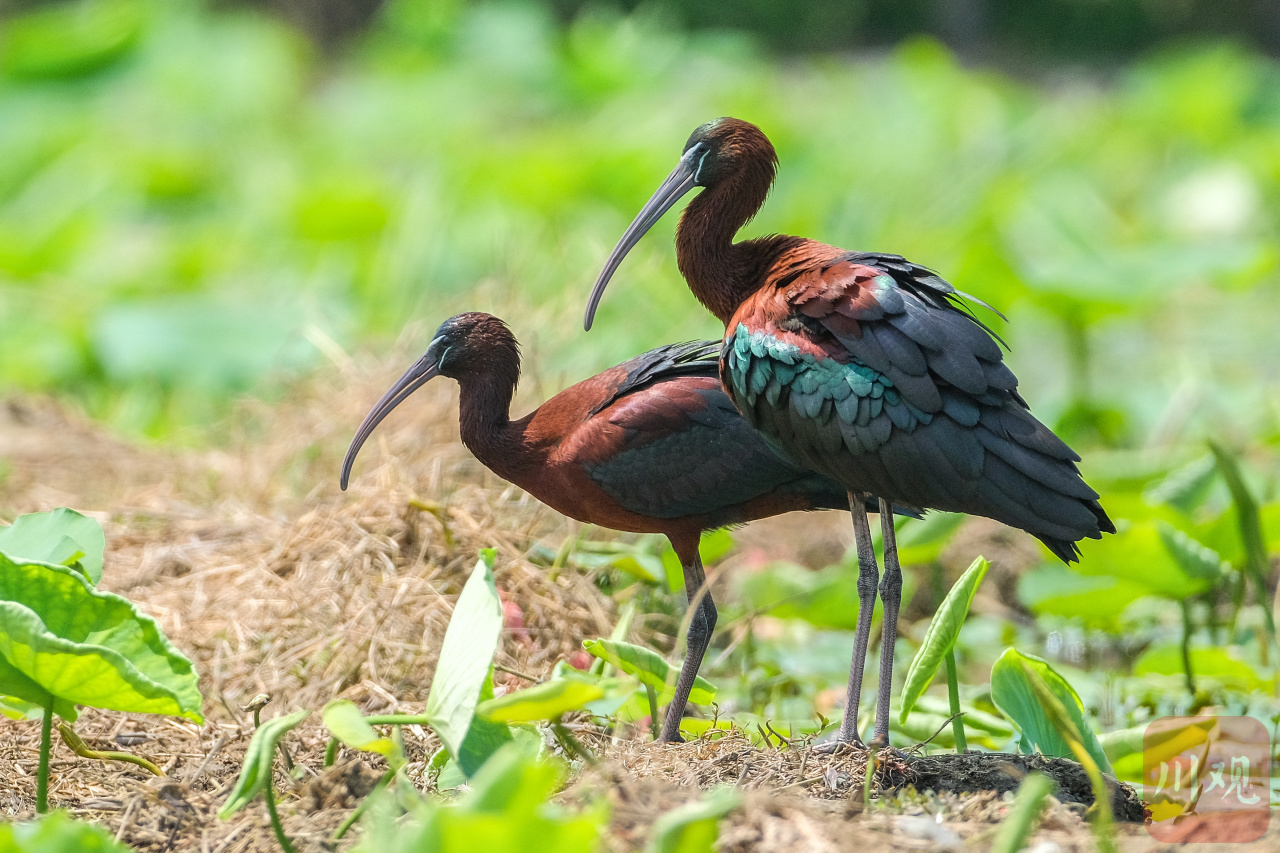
583, 149, 701, 331
340, 353, 441, 490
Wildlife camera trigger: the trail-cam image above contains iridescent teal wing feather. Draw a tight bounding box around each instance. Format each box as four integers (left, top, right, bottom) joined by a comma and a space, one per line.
723, 253, 1113, 562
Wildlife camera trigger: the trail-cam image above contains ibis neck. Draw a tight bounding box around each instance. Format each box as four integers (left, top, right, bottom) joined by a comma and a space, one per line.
675, 168, 779, 326
456, 366, 529, 482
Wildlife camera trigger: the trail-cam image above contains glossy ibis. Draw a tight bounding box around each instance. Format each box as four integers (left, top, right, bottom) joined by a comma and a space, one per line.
341, 312, 913, 743
584, 117, 1115, 747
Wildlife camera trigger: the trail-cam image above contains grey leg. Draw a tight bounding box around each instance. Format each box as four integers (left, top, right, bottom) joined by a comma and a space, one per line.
658, 548, 717, 743
834, 492, 880, 746
871, 497, 902, 745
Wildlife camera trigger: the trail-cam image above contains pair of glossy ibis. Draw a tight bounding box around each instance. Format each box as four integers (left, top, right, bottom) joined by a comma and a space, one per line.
343, 117, 1112, 748
341, 315, 912, 742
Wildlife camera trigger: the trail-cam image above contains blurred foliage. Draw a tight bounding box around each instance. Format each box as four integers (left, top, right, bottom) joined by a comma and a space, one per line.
0, 809, 131, 852
227, 0, 1280, 63
549, 0, 1280, 61
0, 0, 1278, 446
354, 743, 608, 853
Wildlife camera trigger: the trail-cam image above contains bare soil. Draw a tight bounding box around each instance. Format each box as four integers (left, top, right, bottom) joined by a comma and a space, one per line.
1, 366, 1276, 852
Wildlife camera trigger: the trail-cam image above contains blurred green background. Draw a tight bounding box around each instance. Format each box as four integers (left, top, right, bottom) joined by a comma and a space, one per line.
3, 0, 1280, 758
3, 0, 1279, 447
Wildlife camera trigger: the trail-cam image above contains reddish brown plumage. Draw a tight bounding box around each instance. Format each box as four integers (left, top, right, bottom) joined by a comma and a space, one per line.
470, 365, 775, 546
588, 117, 1112, 557
401, 317, 843, 540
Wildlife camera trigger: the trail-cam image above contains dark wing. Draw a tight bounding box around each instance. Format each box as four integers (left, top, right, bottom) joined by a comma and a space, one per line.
723, 251, 1113, 561
587, 340, 723, 417
580, 372, 850, 523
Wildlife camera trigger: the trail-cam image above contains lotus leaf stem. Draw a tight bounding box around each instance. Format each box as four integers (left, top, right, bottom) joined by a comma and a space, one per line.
262, 766, 298, 853
944, 648, 967, 753
645, 685, 659, 739
57, 723, 163, 776
36, 697, 53, 814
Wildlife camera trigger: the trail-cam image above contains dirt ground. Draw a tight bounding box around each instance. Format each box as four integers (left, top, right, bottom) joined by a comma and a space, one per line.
1, 362, 1277, 852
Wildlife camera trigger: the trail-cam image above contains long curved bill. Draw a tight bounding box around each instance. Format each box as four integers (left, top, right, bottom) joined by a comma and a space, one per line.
583, 148, 702, 331
340, 353, 441, 490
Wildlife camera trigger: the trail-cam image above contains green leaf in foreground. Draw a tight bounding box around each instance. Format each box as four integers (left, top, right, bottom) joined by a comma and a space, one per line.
0, 556, 203, 722
645, 787, 742, 853
990, 648, 1110, 773
991, 773, 1055, 853
322, 699, 398, 759
899, 556, 989, 723
454, 668, 513, 777
0, 809, 131, 852
0, 656, 77, 721
1015, 660, 1117, 853
0, 508, 106, 584
354, 744, 607, 853
582, 638, 715, 705
912, 694, 1013, 737
424, 551, 506, 769
1098, 725, 1149, 783
477, 677, 605, 723
218, 709, 310, 819
0, 0, 143, 81
0, 692, 45, 720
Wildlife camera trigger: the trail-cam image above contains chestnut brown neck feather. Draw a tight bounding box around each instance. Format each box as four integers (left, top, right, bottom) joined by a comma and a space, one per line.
454, 350, 531, 483
675, 143, 786, 325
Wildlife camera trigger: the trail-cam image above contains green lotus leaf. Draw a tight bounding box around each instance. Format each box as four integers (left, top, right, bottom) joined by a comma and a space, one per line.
0, 655, 77, 721
477, 677, 605, 723
0, 555, 203, 722
645, 786, 741, 853
0, 809, 131, 852
425, 551, 511, 776
582, 638, 715, 705
990, 648, 1110, 773
322, 699, 398, 757
0, 508, 106, 584
354, 745, 608, 853
454, 668, 513, 777
1, 692, 48, 720
899, 556, 989, 723
1134, 644, 1271, 692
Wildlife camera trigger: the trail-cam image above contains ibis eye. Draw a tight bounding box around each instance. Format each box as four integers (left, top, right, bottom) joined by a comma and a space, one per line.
425, 334, 451, 370
692, 148, 712, 185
